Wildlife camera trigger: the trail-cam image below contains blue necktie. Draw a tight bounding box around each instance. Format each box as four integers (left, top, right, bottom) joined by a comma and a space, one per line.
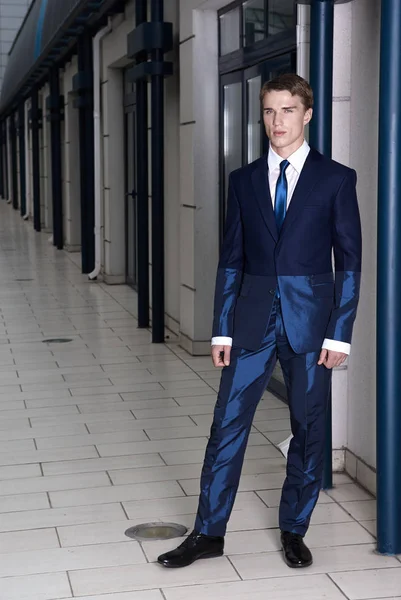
274, 159, 289, 299
274, 159, 290, 233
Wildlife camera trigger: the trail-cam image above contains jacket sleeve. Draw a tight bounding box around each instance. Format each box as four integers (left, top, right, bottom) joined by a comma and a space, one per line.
325, 169, 362, 344
212, 174, 244, 338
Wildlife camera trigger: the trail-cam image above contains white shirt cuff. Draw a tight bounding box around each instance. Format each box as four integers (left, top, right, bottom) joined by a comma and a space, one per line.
322, 338, 351, 355
211, 336, 233, 347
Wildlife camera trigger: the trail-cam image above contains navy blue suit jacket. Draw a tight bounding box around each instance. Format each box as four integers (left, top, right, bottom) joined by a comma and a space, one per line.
212, 148, 362, 353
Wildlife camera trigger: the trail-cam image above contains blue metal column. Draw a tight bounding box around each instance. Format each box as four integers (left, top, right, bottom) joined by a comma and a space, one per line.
135, 0, 150, 329
10, 114, 19, 211
377, 0, 401, 556
0, 121, 4, 200
76, 31, 95, 274
31, 88, 42, 232
49, 66, 63, 250
150, 0, 166, 343
309, 0, 334, 491
18, 104, 26, 217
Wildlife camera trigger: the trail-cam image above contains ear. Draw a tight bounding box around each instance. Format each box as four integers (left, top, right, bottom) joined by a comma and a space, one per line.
304, 108, 313, 125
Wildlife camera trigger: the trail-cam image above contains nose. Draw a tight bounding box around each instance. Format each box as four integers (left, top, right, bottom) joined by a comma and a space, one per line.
273, 112, 283, 126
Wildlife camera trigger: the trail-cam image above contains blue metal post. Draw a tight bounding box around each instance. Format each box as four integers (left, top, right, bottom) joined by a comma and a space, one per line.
309, 0, 334, 491
18, 104, 26, 217
377, 0, 401, 556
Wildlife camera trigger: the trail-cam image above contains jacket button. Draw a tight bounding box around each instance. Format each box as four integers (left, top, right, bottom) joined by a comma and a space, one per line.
269, 289, 276, 295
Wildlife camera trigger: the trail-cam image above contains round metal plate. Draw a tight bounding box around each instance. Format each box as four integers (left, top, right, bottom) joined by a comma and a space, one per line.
42, 338, 73, 344
125, 523, 188, 542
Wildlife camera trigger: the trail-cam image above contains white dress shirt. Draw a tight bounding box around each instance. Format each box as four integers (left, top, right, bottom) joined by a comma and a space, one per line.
212, 140, 351, 355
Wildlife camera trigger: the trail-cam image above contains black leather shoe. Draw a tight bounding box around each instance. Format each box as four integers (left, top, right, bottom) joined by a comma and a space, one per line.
157, 530, 224, 568
281, 531, 313, 568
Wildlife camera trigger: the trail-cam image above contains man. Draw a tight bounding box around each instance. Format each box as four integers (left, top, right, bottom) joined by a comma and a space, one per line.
158, 74, 362, 569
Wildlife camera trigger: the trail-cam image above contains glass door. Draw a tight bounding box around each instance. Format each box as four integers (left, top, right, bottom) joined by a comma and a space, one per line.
124, 73, 138, 289
219, 52, 295, 399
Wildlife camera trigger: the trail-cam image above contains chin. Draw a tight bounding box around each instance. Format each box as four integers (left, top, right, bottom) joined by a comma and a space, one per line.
272, 137, 288, 147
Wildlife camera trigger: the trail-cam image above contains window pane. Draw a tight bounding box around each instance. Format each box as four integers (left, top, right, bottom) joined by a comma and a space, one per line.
220, 8, 240, 55
243, 0, 265, 47
223, 81, 242, 206
268, 0, 295, 36
247, 75, 262, 164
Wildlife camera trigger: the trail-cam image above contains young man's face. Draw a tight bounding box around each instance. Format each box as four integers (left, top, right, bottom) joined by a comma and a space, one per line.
262, 89, 312, 156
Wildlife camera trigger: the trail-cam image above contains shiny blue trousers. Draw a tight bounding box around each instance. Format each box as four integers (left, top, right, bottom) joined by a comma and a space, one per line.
194, 299, 332, 537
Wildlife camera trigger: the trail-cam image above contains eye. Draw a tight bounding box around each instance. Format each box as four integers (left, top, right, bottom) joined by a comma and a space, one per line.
284, 109, 293, 113
264, 109, 273, 115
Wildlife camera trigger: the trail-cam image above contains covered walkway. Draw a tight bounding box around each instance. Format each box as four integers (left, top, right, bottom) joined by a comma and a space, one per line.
0, 201, 395, 599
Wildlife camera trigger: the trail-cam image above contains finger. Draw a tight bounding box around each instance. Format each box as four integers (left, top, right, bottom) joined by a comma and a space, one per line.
323, 355, 335, 369
318, 349, 327, 365
224, 346, 231, 367
211, 349, 224, 368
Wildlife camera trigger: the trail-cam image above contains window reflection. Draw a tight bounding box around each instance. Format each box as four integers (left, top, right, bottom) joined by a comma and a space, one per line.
223, 82, 242, 208
243, 0, 265, 47
268, 0, 295, 36
220, 8, 240, 55
247, 75, 262, 164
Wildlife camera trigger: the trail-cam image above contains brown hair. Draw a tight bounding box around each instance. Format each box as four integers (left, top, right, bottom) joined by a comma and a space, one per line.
260, 73, 314, 111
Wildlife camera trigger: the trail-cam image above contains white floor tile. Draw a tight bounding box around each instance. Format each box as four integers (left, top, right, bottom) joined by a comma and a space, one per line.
330, 567, 401, 599
69, 557, 239, 596
42, 453, 165, 476
0, 572, 71, 600
49, 480, 184, 508
72, 591, 164, 600
339, 500, 376, 521
0, 445, 98, 466
163, 573, 346, 600
0, 464, 41, 482
96, 437, 208, 458
0, 471, 110, 496
230, 544, 398, 580
0, 528, 59, 554
0, 492, 49, 513
305, 521, 375, 547
360, 520, 377, 537
310, 503, 354, 525
327, 483, 374, 503
0, 541, 145, 578
0, 503, 126, 533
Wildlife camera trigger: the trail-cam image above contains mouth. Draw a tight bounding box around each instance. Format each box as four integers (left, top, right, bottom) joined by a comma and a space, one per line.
273, 131, 286, 136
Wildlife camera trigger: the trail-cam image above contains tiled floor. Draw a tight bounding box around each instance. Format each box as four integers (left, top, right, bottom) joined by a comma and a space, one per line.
0, 202, 398, 600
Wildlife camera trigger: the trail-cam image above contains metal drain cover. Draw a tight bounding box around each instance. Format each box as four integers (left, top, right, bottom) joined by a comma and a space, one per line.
125, 523, 188, 542
42, 338, 73, 344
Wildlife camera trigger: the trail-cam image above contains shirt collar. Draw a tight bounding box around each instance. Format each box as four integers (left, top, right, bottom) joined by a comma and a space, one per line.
268, 139, 310, 174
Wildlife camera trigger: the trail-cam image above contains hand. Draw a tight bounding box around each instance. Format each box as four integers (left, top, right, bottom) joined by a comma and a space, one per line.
318, 349, 347, 369
211, 344, 231, 368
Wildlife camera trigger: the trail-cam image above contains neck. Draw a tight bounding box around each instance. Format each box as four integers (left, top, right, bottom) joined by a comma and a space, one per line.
271, 138, 305, 159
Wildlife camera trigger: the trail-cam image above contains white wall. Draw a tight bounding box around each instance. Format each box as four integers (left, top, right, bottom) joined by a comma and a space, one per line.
101, 12, 133, 284
331, 1, 353, 455
347, 0, 380, 469
179, 0, 223, 354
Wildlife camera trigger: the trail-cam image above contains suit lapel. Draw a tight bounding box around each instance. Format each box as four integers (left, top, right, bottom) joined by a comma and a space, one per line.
251, 155, 279, 243
279, 148, 324, 240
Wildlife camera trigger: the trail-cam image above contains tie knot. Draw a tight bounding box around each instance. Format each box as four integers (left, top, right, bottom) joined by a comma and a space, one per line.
280, 159, 290, 173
